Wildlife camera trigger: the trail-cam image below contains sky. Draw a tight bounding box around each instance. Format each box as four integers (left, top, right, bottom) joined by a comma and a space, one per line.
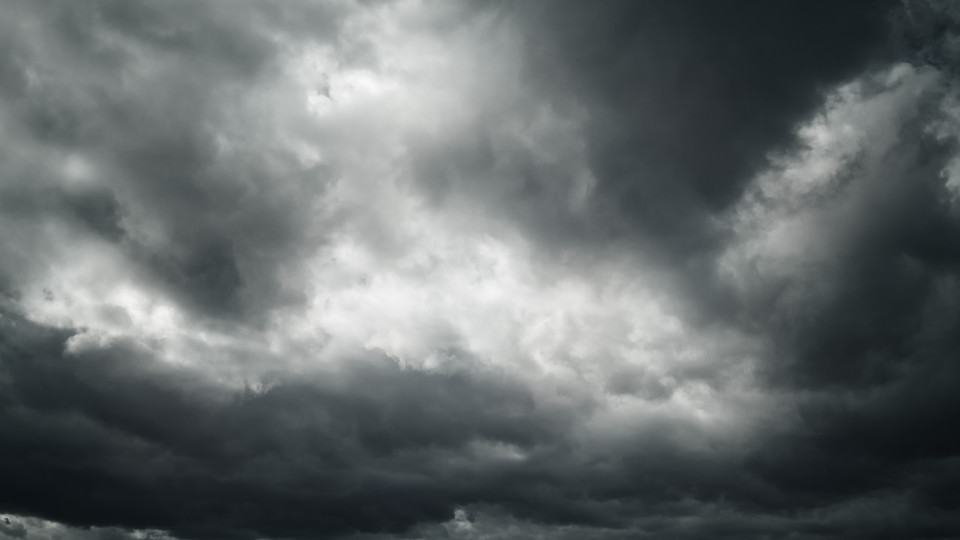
1, 1, 960, 539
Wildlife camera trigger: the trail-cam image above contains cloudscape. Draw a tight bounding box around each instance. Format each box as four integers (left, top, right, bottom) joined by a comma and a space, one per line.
2, 1, 960, 539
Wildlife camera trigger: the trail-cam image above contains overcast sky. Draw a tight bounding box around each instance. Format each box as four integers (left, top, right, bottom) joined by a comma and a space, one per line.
2, 1, 960, 539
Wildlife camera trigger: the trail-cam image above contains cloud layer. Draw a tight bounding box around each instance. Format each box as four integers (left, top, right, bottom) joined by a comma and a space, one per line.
2, 1, 960, 539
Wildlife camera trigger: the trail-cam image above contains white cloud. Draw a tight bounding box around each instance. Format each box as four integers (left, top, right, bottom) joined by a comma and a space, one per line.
719, 64, 941, 306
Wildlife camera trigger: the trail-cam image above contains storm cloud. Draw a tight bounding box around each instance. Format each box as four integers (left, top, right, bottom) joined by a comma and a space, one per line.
2, 1, 960, 539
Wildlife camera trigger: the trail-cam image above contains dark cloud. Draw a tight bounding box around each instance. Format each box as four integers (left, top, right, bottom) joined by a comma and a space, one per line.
407, 0, 907, 336
0, 305, 873, 539
536, 0, 895, 224
722, 15, 960, 540
895, 0, 960, 76
414, 0, 897, 252
0, 306, 574, 538
3, 302, 957, 539
3, 0, 960, 539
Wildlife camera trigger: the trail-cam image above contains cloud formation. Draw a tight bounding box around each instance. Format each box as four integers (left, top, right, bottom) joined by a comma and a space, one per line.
2, 1, 960, 539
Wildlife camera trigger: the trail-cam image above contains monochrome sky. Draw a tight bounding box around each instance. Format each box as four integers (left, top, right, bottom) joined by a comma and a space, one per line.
2, 1, 960, 539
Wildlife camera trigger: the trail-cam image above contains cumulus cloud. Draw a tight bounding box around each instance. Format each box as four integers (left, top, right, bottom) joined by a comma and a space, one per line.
2, 0, 960, 539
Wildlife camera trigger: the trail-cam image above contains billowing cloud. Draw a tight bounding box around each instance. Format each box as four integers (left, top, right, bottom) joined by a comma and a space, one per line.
2, 1, 960, 539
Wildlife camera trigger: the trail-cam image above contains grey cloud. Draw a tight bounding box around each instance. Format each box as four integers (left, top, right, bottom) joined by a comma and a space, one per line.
0, 518, 26, 540
719, 23, 960, 540
413, 0, 897, 252
0, 0, 353, 323
364, 493, 960, 540
0, 307, 581, 538
405, 0, 905, 337
0, 306, 822, 539
3, 0, 960, 539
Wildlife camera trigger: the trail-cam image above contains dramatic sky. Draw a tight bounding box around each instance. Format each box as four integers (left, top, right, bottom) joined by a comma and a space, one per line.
2, 1, 960, 539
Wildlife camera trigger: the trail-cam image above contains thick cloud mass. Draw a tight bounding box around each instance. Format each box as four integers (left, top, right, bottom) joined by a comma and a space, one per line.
2, 1, 960, 539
